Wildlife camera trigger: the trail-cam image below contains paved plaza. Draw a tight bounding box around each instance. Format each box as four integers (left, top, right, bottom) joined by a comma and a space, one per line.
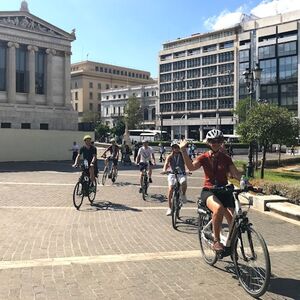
0, 160, 299, 300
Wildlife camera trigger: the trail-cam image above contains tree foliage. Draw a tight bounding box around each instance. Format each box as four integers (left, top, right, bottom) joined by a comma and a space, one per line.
237, 104, 299, 178
110, 118, 125, 137
81, 112, 99, 123
95, 122, 110, 142
124, 96, 143, 130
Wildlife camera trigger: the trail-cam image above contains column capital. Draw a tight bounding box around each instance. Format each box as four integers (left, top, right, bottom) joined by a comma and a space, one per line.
64, 51, 72, 57
27, 45, 38, 52
45, 48, 56, 56
7, 42, 19, 48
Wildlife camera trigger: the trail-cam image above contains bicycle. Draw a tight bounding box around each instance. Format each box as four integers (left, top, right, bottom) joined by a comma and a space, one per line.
73, 159, 97, 210
197, 184, 271, 298
102, 155, 118, 185
162, 167, 183, 229
140, 162, 149, 200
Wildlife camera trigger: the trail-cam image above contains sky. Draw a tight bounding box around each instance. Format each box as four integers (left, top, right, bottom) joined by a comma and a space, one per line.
1, 0, 300, 77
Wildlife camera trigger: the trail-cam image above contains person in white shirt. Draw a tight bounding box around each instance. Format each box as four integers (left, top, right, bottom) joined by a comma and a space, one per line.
70, 141, 80, 163
136, 140, 156, 192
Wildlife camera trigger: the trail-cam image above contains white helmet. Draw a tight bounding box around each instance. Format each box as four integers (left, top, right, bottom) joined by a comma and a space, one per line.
110, 138, 116, 143
205, 129, 224, 142
142, 139, 148, 144
170, 141, 179, 147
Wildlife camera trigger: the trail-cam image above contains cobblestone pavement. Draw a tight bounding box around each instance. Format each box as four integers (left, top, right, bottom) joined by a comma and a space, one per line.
0, 161, 299, 300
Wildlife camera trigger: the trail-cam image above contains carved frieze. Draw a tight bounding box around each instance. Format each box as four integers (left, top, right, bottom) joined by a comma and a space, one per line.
0, 16, 62, 37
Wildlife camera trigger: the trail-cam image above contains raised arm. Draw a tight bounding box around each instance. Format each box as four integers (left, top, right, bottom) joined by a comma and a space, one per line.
228, 163, 242, 181
162, 155, 171, 172
179, 140, 201, 171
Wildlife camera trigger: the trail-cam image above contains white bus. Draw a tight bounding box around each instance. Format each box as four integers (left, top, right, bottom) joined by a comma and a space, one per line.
129, 129, 168, 143
223, 134, 241, 143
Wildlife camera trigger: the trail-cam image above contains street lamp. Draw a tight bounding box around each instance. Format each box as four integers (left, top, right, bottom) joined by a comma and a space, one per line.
156, 113, 164, 141
242, 62, 262, 177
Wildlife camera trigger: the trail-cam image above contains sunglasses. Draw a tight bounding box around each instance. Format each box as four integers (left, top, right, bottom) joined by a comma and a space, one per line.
208, 139, 223, 144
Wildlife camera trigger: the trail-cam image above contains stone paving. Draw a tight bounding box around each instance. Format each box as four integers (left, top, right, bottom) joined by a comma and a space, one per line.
0, 160, 299, 299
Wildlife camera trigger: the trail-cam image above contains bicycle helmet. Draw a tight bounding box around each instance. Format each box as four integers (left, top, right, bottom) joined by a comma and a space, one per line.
83, 135, 92, 141
204, 129, 224, 142
170, 141, 179, 148
142, 139, 148, 144
110, 138, 116, 143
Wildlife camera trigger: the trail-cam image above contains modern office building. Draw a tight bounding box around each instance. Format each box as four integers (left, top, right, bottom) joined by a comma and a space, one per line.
101, 83, 158, 129
0, 1, 77, 131
159, 10, 300, 140
71, 61, 155, 123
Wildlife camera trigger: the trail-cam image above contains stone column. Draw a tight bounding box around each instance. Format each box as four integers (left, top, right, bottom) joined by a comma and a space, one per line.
45, 48, 56, 106
7, 42, 19, 104
64, 51, 72, 107
27, 45, 38, 104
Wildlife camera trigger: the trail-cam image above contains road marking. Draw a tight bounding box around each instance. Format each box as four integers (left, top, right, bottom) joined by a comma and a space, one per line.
0, 206, 196, 210
0, 244, 299, 270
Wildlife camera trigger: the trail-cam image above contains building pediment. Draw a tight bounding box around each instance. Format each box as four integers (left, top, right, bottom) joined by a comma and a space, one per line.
0, 11, 75, 41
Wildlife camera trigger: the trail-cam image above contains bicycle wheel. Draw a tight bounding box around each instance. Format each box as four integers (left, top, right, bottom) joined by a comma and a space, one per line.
171, 190, 180, 229
232, 226, 271, 298
88, 180, 97, 204
102, 167, 108, 185
198, 213, 218, 265
142, 178, 148, 201
112, 168, 118, 183
73, 181, 84, 210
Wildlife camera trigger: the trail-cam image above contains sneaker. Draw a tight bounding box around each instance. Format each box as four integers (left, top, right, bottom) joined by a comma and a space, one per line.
212, 240, 224, 252
149, 178, 153, 183
181, 195, 187, 203
166, 208, 172, 216
108, 174, 112, 179
139, 187, 143, 193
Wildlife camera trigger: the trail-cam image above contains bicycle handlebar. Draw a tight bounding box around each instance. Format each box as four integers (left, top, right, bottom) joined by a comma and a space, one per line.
208, 184, 261, 194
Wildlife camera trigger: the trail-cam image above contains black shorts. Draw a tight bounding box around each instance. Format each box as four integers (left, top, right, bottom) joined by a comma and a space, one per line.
200, 188, 235, 208
108, 156, 118, 166
139, 162, 152, 171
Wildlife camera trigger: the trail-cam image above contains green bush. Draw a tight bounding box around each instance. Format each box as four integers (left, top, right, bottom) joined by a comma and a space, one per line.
259, 182, 300, 206
264, 157, 300, 168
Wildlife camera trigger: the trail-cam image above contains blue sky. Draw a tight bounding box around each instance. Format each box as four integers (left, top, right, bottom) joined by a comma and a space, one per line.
1, 0, 299, 77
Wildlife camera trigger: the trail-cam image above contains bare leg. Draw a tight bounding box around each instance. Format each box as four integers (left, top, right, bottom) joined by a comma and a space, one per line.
168, 186, 174, 208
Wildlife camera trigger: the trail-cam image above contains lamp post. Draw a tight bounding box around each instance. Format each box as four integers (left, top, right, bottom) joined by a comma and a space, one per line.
157, 113, 164, 141
242, 63, 262, 178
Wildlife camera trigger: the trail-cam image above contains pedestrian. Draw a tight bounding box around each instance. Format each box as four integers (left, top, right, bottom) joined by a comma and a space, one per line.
70, 141, 79, 163
159, 143, 166, 162
191, 143, 196, 158
291, 145, 295, 156
188, 144, 193, 160
121, 141, 126, 163
133, 141, 139, 162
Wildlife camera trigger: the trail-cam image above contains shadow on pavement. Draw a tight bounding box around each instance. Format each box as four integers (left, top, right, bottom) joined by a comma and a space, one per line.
112, 181, 139, 187
148, 193, 166, 203
268, 277, 300, 299
175, 216, 198, 234
86, 201, 142, 212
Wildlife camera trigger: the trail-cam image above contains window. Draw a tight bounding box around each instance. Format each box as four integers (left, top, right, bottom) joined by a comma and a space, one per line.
218, 63, 233, 74
40, 123, 48, 130
219, 98, 233, 109
239, 49, 250, 63
160, 73, 172, 82
74, 81, 78, 88
89, 92, 93, 100
260, 85, 278, 105
160, 93, 171, 102
160, 83, 172, 92
173, 61, 185, 70
0, 43, 6, 91
173, 71, 185, 81
123, 94, 126, 98
113, 95, 116, 99
95, 66, 99, 71
202, 100, 217, 110
219, 86, 233, 97
89, 82, 93, 88
187, 68, 201, 78
160, 103, 171, 112
21, 123, 31, 129
278, 41, 297, 57
203, 44, 217, 52
98, 83, 101, 89
114, 85, 118, 88
187, 101, 200, 110
279, 56, 297, 81
258, 45, 276, 59
281, 83, 297, 110
187, 90, 201, 99
187, 58, 201, 68
173, 102, 185, 111
97, 93, 101, 100
202, 88, 217, 98
151, 108, 155, 120
106, 107, 108, 115
16, 45, 28, 93
202, 55, 217, 66
35, 50, 45, 94
106, 96, 109, 100
75, 103, 78, 111
118, 94, 121, 99
202, 66, 217, 76
202, 78, 216, 88
219, 51, 234, 63
98, 104, 101, 111
106, 84, 110, 89
173, 92, 185, 100
260, 59, 277, 84
75, 92, 78, 100
219, 41, 233, 49
1, 122, 11, 128
144, 108, 149, 120
89, 103, 93, 111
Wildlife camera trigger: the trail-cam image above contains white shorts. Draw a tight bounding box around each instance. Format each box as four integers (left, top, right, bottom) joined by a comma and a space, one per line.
168, 174, 187, 187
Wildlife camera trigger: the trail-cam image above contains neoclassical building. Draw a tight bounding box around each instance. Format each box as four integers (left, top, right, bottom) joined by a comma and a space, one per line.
0, 1, 77, 130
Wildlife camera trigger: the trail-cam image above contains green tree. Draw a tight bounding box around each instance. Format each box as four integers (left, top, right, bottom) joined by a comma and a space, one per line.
233, 97, 258, 123
237, 104, 299, 178
81, 112, 98, 123
110, 118, 125, 137
95, 122, 110, 142
124, 96, 143, 129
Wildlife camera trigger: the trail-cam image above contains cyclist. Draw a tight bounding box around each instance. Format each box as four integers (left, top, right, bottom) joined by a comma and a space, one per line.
73, 135, 97, 183
101, 138, 120, 178
162, 141, 188, 216
179, 129, 241, 252
136, 139, 155, 192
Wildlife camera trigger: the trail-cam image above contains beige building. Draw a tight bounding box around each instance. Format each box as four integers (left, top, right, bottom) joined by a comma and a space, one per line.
70, 61, 155, 123
0, 1, 77, 131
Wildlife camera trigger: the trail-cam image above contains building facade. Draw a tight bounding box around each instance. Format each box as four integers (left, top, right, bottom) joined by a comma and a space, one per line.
101, 84, 158, 128
0, 1, 77, 131
159, 10, 300, 140
70, 61, 155, 123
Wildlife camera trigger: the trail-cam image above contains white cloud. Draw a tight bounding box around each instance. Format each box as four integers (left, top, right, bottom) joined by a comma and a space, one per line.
204, 0, 300, 31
